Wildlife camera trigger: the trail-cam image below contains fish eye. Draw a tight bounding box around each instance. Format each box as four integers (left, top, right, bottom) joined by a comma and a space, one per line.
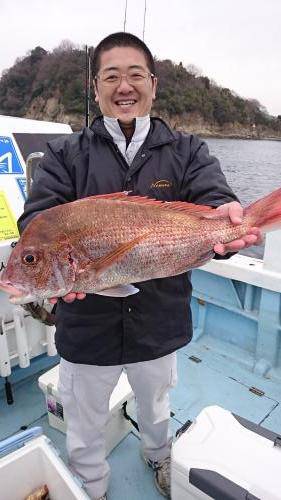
22, 253, 38, 265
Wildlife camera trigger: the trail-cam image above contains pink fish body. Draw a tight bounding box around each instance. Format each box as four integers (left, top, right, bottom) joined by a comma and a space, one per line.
1, 189, 281, 304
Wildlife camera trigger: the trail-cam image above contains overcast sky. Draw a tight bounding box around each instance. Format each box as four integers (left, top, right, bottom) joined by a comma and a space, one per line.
1, 0, 280, 116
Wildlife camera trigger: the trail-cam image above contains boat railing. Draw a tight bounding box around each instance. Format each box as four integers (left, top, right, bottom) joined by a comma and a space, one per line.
26, 152, 44, 196
191, 230, 281, 381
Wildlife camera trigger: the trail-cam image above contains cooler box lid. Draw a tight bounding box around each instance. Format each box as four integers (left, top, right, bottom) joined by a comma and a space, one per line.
172, 405, 281, 499
38, 365, 133, 412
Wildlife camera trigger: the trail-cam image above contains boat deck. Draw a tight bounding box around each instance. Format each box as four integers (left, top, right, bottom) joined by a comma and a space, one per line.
1, 336, 280, 500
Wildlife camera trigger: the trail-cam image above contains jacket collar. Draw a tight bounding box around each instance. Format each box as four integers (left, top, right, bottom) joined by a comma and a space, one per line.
103, 115, 150, 144
90, 115, 177, 148
147, 117, 177, 148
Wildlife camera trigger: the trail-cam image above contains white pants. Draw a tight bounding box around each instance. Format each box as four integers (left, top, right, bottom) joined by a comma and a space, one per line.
58, 353, 177, 499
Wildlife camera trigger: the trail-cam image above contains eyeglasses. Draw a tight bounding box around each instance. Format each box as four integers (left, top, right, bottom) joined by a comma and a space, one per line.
95, 71, 155, 87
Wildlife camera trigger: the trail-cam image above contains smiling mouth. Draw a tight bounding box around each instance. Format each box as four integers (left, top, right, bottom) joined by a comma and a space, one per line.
115, 100, 137, 107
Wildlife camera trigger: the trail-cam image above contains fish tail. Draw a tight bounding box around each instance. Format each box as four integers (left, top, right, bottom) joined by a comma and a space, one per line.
245, 188, 281, 232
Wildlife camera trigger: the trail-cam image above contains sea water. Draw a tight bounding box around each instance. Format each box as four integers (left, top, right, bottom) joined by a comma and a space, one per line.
205, 137, 281, 258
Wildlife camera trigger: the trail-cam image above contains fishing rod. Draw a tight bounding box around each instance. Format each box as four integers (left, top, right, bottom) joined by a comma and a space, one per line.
123, 0, 147, 39
143, 0, 147, 40
0, 316, 13, 404
85, 45, 91, 127
123, 0, 128, 31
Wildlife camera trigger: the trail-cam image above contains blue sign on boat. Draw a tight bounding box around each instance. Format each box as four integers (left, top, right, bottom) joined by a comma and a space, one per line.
16, 178, 27, 200
0, 136, 24, 174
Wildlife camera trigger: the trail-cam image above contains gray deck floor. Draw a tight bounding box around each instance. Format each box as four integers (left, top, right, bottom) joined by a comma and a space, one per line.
1, 340, 280, 499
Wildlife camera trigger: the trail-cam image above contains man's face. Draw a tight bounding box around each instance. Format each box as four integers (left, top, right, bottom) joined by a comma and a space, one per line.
94, 46, 157, 124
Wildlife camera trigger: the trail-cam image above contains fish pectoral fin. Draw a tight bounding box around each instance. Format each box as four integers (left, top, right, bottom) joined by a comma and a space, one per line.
95, 284, 139, 297
191, 250, 215, 268
88, 233, 149, 276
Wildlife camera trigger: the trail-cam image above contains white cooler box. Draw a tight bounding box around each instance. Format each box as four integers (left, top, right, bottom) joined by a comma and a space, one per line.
171, 405, 281, 500
38, 365, 135, 456
0, 427, 89, 500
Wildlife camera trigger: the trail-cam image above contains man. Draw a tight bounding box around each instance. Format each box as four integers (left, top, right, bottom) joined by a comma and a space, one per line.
18, 32, 261, 500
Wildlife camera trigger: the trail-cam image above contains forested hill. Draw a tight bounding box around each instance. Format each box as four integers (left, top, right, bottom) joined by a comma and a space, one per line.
0, 42, 280, 139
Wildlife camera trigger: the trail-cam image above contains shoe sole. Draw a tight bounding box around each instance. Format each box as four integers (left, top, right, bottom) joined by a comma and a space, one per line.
154, 472, 170, 498
142, 454, 170, 498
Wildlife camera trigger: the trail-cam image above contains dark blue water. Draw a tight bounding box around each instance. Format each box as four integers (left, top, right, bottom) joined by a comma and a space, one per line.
205, 138, 281, 258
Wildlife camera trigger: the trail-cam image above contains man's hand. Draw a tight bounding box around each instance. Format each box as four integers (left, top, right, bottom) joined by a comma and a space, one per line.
212, 201, 263, 256
49, 292, 86, 305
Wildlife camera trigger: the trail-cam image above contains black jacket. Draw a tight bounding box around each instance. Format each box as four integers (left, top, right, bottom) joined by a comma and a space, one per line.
18, 116, 237, 365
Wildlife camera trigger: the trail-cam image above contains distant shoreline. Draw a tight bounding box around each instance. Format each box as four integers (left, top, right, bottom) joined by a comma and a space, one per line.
199, 133, 281, 142
174, 119, 281, 142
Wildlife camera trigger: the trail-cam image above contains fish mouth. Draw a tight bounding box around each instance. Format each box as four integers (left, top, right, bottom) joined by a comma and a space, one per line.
0, 280, 35, 304
0, 279, 72, 305
0, 280, 24, 297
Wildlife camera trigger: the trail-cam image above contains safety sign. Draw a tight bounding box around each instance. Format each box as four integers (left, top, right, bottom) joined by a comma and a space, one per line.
0, 191, 19, 240
0, 136, 24, 174
16, 178, 27, 200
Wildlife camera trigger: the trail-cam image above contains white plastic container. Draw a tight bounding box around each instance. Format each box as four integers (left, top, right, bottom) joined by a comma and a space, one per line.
38, 365, 135, 455
0, 432, 89, 500
171, 405, 281, 500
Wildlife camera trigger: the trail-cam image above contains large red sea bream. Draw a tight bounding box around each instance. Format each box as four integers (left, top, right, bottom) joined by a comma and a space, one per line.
0, 189, 281, 304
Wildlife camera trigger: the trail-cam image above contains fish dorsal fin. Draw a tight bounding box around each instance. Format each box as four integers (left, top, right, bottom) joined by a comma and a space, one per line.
90, 191, 130, 200
87, 192, 215, 217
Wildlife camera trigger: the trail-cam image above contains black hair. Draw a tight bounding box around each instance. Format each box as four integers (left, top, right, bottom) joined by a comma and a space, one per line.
91, 32, 155, 77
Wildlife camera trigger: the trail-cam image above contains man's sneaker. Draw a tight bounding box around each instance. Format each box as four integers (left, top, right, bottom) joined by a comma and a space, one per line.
97, 495, 107, 500
145, 456, 171, 498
